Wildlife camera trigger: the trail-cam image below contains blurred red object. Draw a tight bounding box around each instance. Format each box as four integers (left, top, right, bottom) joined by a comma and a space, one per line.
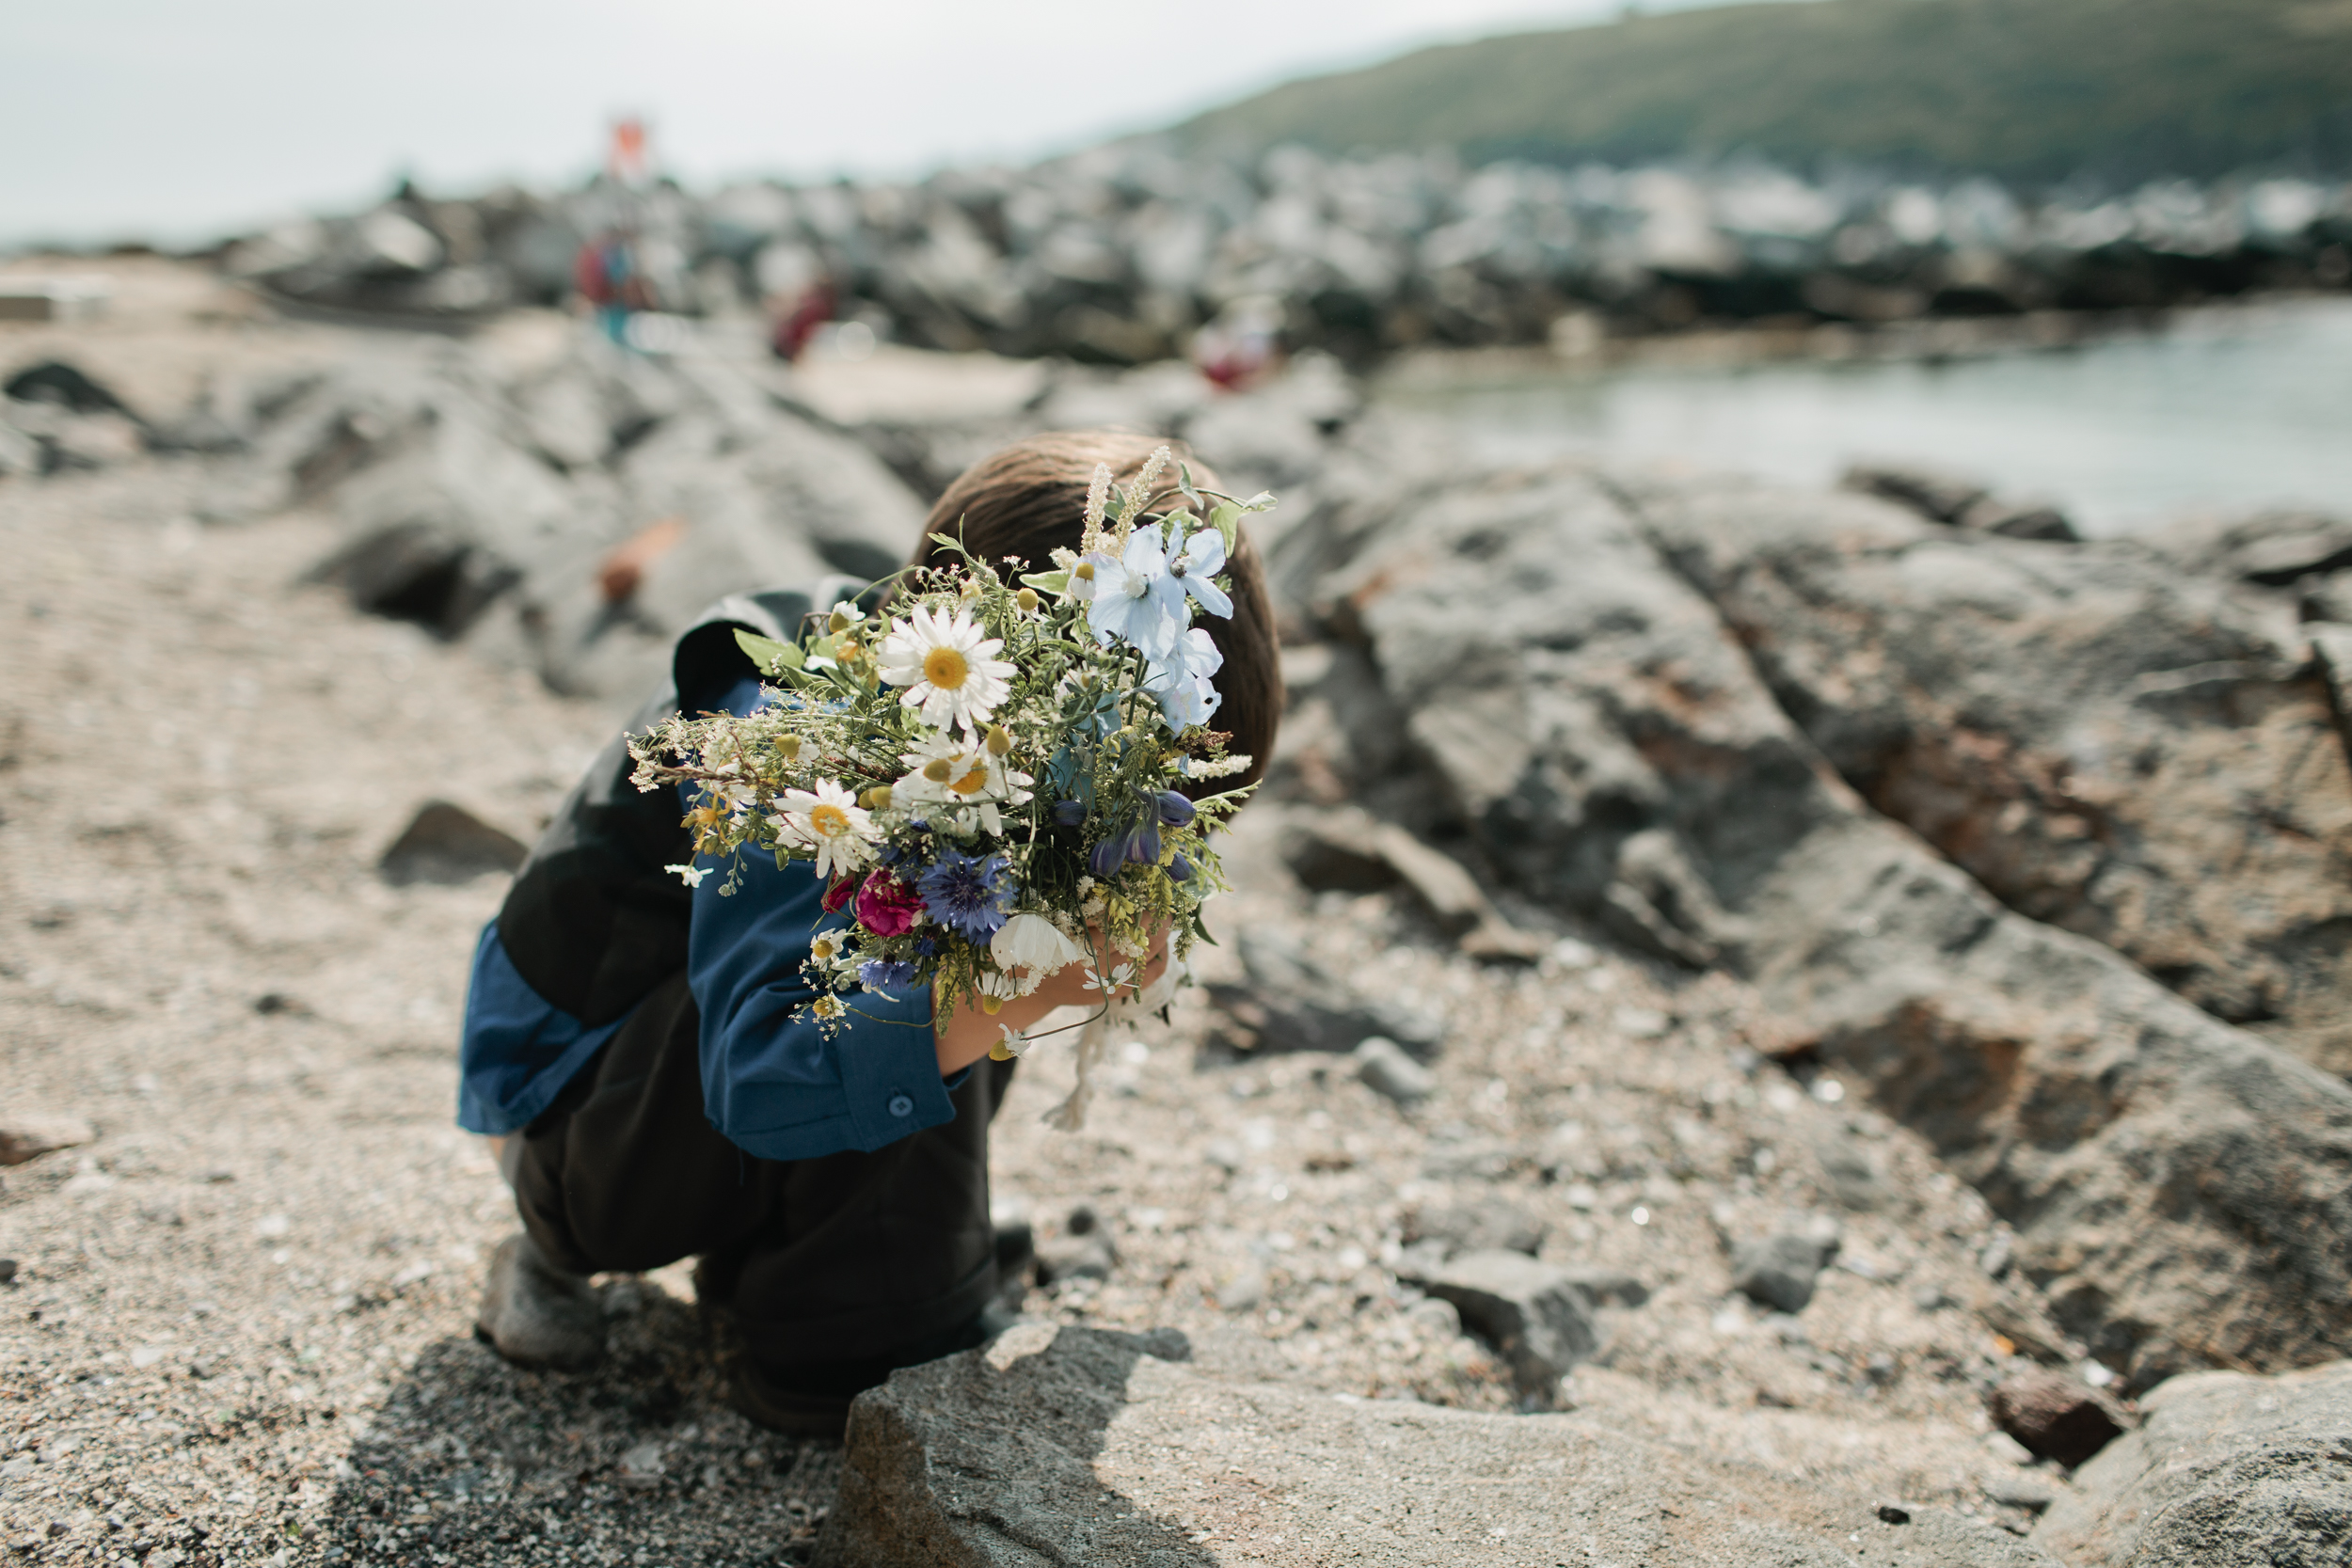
1192, 296, 1281, 391
608, 117, 650, 184
597, 516, 688, 604
771, 278, 838, 362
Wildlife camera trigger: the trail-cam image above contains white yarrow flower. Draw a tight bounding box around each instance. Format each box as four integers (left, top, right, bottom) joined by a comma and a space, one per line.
664, 863, 710, 889
877, 606, 1015, 734
771, 777, 881, 883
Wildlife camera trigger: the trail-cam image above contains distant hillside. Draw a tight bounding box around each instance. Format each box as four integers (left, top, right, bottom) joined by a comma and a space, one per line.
1172, 0, 2352, 185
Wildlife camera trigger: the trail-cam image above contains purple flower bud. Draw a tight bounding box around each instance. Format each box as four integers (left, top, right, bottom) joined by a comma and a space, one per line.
1052, 800, 1088, 827
1154, 790, 1197, 827
1088, 835, 1127, 879
1127, 821, 1163, 864
1168, 853, 1194, 881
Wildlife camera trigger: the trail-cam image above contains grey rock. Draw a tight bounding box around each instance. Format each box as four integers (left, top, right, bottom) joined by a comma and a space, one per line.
1981, 1473, 2057, 1513
1353, 1036, 1433, 1107
1277, 804, 1543, 958
1986, 1370, 2128, 1468
1557, 1264, 1650, 1308
1638, 476, 2352, 1073
1405, 1294, 1462, 1336
2232, 519, 2352, 586
0, 1115, 93, 1167
614, 1440, 665, 1491
1403, 1196, 1547, 1258
2311, 622, 2352, 753
2146, 507, 2352, 586
1838, 462, 1987, 525
1208, 927, 1445, 1056
1286, 463, 2352, 1386
1215, 1265, 1266, 1314
0, 419, 38, 478
1268, 641, 1417, 810
1955, 496, 2078, 543
1398, 1247, 1599, 1404
1035, 1207, 1118, 1286
2299, 574, 2352, 627
5, 359, 143, 423
1732, 1226, 1841, 1314
2034, 1360, 2352, 1567
818, 1323, 2060, 1567
379, 800, 528, 886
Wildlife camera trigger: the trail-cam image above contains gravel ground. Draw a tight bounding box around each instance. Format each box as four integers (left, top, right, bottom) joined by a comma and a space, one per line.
2, 278, 2081, 1566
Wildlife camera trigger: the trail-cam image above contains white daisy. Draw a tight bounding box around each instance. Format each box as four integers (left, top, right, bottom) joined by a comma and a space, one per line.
771, 778, 881, 883
877, 606, 1015, 735
1083, 959, 1137, 996
893, 733, 1033, 834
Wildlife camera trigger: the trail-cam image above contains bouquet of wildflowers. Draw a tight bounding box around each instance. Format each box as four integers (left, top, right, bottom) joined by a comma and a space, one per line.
627, 449, 1269, 1124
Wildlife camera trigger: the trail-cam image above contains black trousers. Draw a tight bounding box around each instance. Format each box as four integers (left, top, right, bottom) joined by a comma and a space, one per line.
509, 971, 1015, 1379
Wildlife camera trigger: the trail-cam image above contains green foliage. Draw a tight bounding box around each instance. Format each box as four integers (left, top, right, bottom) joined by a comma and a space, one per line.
1171, 0, 2352, 185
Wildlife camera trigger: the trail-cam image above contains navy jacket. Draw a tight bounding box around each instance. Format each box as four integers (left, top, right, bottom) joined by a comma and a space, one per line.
455, 584, 961, 1160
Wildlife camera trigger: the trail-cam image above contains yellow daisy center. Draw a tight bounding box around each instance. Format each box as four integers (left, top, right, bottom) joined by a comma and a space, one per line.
924, 645, 971, 689
950, 764, 991, 797
808, 802, 850, 837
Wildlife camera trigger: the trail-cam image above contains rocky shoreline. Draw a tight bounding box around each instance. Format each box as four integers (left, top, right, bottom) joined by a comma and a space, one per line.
197, 148, 2352, 366
4, 261, 2350, 1565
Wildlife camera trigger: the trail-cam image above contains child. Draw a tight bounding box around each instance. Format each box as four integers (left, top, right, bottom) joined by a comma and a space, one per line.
457, 432, 1280, 1434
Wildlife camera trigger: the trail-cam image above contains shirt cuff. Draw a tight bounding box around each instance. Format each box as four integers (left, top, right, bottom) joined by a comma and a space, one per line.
835, 982, 953, 1148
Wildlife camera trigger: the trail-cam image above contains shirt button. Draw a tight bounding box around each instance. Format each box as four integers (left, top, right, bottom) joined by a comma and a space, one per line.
886, 1093, 914, 1118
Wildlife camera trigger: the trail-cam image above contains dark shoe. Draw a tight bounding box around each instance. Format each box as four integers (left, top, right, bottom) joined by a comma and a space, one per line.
475, 1232, 605, 1370
718, 1309, 1001, 1439
724, 1356, 857, 1439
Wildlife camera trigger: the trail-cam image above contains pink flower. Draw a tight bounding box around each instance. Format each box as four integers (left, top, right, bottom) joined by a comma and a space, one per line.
855, 871, 924, 937
821, 875, 857, 913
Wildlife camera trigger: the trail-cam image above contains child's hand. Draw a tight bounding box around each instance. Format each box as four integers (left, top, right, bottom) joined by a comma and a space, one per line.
933, 925, 1170, 1075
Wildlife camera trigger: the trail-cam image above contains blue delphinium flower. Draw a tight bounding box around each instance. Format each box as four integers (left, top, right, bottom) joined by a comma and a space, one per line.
1163, 518, 1232, 618
1087, 523, 1189, 658
917, 847, 1014, 942
858, 958, 920, 990
1144, 626, 1225, 731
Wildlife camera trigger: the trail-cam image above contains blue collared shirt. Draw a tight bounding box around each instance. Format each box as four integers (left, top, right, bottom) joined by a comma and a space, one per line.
456, 679, 959, 1160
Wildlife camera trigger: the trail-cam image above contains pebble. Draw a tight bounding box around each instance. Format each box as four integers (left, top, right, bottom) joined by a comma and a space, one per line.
1354, 1035, 1433, 1106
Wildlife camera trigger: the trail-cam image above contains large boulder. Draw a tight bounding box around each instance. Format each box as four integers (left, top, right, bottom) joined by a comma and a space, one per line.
818, 1323, 2058, 1567
2034, 1360, 2352, 1566
1278, 459, 2352, 1390
190, 335, 930, 695
1629, 477, 2352, 1075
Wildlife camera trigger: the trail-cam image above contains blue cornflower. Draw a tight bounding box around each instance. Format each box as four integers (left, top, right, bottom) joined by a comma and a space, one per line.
858, 958, 921, 990
916, 847, 1014, 942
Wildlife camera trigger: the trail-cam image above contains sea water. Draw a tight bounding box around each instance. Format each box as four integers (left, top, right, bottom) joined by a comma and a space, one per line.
1375, 297, 2352, 537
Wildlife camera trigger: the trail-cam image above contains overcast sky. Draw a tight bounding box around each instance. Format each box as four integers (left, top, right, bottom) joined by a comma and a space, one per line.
2, 0, 1701, 248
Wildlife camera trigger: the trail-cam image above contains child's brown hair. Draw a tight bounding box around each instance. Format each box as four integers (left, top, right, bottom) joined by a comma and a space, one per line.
911, 432, 1281, 796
